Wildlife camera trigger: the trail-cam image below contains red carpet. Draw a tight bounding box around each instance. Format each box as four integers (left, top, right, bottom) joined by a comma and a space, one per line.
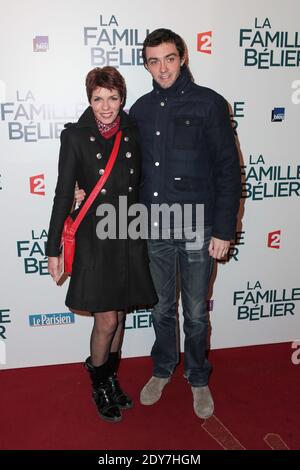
1, 343, 299, 450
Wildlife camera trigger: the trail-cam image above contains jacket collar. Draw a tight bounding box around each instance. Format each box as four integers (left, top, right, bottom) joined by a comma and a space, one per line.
152, 65, 192, 98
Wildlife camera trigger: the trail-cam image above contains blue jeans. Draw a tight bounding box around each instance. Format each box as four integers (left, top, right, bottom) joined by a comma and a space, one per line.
147, 227, 213, 387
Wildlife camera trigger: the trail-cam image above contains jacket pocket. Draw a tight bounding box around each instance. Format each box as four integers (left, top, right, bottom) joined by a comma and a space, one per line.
173, 117, 204, 150
165, 176, 212, 204
173, 176, 209, 192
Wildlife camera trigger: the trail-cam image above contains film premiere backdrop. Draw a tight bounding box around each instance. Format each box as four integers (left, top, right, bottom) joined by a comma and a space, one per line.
0, 0, 299, 368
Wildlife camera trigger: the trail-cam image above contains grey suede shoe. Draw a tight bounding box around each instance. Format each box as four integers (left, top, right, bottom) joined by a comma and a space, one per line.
140, 376, 170, 405
191, 385, 214, 419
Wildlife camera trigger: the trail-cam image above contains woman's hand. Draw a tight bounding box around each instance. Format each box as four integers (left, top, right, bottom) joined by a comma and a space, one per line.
48, 256, 63, 283
75, 186, 86, 206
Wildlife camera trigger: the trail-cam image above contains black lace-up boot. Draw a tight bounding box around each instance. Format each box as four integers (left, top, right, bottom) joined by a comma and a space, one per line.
107, 352, 133, 409
84, 357, 122, 423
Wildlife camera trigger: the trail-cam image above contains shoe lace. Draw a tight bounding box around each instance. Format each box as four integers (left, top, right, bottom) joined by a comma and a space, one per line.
109, 374, 124, 397
95, 380, 116, 406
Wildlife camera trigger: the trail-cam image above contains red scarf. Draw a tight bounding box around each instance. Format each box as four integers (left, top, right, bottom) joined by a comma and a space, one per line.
95, 115, 120, 139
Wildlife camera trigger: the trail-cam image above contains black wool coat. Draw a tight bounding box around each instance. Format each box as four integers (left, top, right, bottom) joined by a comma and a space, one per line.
46, 107, 157, 312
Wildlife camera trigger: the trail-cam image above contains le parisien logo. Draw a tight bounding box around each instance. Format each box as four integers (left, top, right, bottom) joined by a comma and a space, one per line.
197, 31, 212, 54
30, 174, 45, 196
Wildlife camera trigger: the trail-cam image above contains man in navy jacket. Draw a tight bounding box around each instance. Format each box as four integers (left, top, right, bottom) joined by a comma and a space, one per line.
130, 29, 241, 419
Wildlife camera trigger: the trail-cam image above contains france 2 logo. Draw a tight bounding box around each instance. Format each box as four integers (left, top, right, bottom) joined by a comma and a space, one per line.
30, 174, 45, 196
267, 230, 281, 249
197, 31, 212, 54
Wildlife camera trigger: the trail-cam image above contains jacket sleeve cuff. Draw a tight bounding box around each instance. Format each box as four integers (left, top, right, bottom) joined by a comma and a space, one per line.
45, 243, 61, 257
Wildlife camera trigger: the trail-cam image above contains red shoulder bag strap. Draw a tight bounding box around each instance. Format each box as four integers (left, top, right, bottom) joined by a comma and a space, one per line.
70, 130, 122, 236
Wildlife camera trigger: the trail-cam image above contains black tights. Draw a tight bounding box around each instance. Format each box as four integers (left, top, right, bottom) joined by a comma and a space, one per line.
90, 310, 125, 367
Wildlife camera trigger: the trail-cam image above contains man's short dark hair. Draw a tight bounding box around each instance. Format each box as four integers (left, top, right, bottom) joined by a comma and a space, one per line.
142, 28, 185, 64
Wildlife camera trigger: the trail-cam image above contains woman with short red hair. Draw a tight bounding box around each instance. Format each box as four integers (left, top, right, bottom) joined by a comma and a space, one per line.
46, 67, 157, 423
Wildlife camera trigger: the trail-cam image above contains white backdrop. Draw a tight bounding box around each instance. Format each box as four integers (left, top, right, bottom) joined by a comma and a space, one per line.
1, 0, 299, 368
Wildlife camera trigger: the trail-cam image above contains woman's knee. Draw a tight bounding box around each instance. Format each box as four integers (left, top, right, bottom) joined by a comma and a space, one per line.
94, 311, 118, 335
